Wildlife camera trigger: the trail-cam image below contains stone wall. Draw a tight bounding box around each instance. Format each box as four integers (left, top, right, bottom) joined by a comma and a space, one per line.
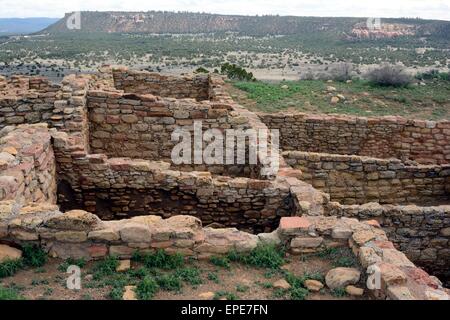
52, 129, 294, 233
112, 67, 210, 101
327, 202, 450, 287
0, 77, 61, 129
1, 202, 448, 300
0, 74, 91, 149
260, 113, 450, 165
0, 124, 56, 204
284, 151, 450, 205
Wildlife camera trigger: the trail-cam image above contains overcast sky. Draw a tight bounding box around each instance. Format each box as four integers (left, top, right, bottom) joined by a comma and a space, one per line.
0, 0, 449, 21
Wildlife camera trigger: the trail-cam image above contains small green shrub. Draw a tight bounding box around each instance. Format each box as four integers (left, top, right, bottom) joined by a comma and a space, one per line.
221, 63, 255, 81
367, 64, 412, 87
133, 250, 184, 270
0, 285, 24, 300
92, 255, 119, 279
156, 274, 182, 291
290, 286, 309, 300
22, 244, 47, 267
207, 272, 220, 283
228, 244, 285, 269
331, 287, 347, 297
236, 284, 249, 293
209, 256, 231, 269
0, 259, 23, 278
136, 276, 159, 300
109, 285, 125, 300
175, 268, 202, 286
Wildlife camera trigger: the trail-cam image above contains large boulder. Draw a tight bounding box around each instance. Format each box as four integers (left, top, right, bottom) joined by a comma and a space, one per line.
325, 267, 361, 289
0, 244, 22, 263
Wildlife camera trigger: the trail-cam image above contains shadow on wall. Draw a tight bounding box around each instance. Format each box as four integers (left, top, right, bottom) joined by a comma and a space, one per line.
56, 181, 295, 234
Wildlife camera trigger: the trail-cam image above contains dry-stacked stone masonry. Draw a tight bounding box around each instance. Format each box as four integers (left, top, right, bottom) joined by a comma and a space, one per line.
260, 112, 450, 286
0, 67, 449, 299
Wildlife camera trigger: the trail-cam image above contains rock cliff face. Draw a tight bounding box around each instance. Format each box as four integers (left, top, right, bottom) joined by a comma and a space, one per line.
347, 23, 416, 40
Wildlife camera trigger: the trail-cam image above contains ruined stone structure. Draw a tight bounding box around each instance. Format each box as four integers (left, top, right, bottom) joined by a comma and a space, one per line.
0, 68, 449, 300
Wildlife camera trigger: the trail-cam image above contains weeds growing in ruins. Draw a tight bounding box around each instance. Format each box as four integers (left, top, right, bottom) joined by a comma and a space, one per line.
0, 285, 23, 300
0, 259, 23, 278
155, 274, 183, 292
0, 244, 48, 278
174, 268, 202, 286
132, 250, 184, 270
21, 244, 47, 268
136, 276, 159, 300
331, 287, 347, 298
209, 256, 231, 269
92, 255, 120, 280
227, 244, 286, 269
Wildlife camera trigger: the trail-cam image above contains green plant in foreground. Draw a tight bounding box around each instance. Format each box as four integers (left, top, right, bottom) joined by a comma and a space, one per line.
156, 274, 182, 292
209, 256, 231, 269
175, 267, 202, 286
207, 272, 220, 283
0, 259, 23, 278
22, 244, 47, 267
228, 244, 285, 269
0, 285, 24, 300
136, 276, 159, 300
236, 284, 249, 293
132, 250, 184, 270
331, 287, 347, 298
92, 255, 119, 280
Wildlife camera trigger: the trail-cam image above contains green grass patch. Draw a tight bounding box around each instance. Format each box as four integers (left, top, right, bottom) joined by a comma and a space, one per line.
228, 244, 285, 269
22, 244, 47, 267
92, 255, 119, 280
0, 259, 23, 278
136, 276, 159, 300
209, 256, 231, 269
175, 267, 202, 286
132, 250, 184, 270
0, 285, 24, 300
156, 274, 182, 292
331, 287, 347, 298
207, 272, 220, 283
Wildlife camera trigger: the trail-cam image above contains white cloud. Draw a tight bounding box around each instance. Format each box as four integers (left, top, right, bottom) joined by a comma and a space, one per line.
0, 0, 448, 20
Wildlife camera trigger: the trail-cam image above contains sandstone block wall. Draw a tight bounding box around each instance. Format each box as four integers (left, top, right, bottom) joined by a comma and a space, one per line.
0, 124, 56, 204
260, 113, 450, 165
112, 68, 210, 101
0, 77, 61, 129
87, 90, 263, 177
52, 130, 294, 233
327, 202, 450, 286
1, 202, 448, 300
285, 151, 450, 205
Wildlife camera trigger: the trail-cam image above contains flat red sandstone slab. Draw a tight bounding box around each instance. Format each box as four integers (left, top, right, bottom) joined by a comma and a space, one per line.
279, 216, 311, 231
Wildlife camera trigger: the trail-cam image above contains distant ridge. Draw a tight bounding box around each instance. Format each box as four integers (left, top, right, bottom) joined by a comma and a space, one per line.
40, 11, 450, 38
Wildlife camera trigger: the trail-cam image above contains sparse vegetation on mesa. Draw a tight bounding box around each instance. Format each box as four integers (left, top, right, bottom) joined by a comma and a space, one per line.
229, 75, 450, 120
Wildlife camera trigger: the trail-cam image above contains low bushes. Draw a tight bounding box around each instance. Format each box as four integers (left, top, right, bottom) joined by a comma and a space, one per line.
367, 64, 413, 87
